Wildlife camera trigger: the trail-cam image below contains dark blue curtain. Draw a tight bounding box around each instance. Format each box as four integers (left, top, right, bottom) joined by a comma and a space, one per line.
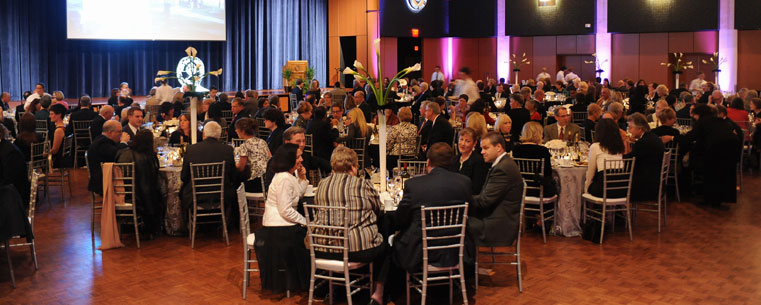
0, 0, 327, 100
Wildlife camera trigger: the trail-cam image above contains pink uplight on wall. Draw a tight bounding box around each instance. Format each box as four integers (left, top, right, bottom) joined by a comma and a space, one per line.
446, 37, 454, 80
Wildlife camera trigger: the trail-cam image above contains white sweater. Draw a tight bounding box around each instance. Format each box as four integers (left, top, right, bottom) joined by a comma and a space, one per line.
585, 143, 623, 192
263, 172, 307, 227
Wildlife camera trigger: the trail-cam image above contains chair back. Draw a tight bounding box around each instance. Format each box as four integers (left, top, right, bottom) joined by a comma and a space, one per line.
346, 137, 367, 171
29, 142, 50, 177
579, 126, 586, 142
72, 120, 92, 147
590, 129, 596, 142
145, 104, 161, 122
289, 93, 299, 111
304, 134, 314, 156
256, 118, 270, 139
602, 158, 636, 201
221, 110, 234, 123
28, 170, 40, 227
189, 161, 226, 209
420, 203, 469, 269
516, 180, 527, 248
236, 183, 251, 242
304, 203, 350, 261
572, 112, 587, 125
61, 135, 75, 168
112, 162, 136, 205
35, 120, 48, 133
513, 158, 545, 199
676, 118, 692, 128
232, 138, 246, 148
658, 150, 672, 202
398, 160, 427, 177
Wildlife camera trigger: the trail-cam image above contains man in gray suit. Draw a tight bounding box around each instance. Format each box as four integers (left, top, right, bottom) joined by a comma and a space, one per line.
544, 106, 580, 141
469, 131, 524, 247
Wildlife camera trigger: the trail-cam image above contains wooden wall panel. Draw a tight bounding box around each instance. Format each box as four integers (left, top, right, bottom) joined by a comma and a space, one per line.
379, 38, 397, 80
533, 36, 557, 82
422, 38, 446, 83
453, 38, 480, 80
668, 32, 694, 53
639, 33, 669, 86
612, 33, 640, 82
328, 36, 341, 82
738, 30, 761, 90
557, 36, 577, 54
510, 36, 534, 83
478, 38, 497, 81
693, 31, 718, 54
576, 35, 595, 54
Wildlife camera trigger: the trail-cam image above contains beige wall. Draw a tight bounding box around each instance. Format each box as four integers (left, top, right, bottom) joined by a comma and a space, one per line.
328, 0, 380, 86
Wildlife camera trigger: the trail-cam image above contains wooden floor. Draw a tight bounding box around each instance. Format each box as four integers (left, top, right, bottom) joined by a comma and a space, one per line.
2, 168, 760, 304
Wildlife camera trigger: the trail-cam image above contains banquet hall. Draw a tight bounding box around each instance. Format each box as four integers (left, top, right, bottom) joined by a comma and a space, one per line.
2, 0, 761, 304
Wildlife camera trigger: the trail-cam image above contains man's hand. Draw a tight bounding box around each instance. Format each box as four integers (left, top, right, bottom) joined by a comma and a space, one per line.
121, 132, 131, 143
661, 135, 674, 144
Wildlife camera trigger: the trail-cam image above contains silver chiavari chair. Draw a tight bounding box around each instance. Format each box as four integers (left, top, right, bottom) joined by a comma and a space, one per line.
221, 110, 234, 123
232, 138, 246, 148
48, 135, 74, 205
85, 151, 103, 249
346, 138, 367, 174
514, 158, 556, 243
632, 151, 671, 232
28, 142, 51, 208
113, 162, 141, 248
305, 134, 314, 156
398, 160, 428, 177
3, 170, 41, 288
189, 161, 229, 248
72, 120, 92, 168
582, 158, 636, 244
236, 184, 259, 299
664, 142, 681, 202
572, 112, 587, 125
256, 118, 270, 139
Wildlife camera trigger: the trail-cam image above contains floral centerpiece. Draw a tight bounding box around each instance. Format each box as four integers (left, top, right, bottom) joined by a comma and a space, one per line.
702, 52, 726, 87
660, 53, 693, 88
511, 52, 530, 85
584, 53, 608, 77
343, 38, 420, 192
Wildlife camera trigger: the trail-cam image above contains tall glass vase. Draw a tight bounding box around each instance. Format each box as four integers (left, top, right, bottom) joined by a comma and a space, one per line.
714, 70, 720, 90
377, 110, 387, 192
514, 70, 520, 86
674, 73, 680, 89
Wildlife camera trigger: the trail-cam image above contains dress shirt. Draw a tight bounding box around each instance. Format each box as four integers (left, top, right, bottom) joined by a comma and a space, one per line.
557, 124, 566, 140
564, 72, 580, 83
127, 123, 139, 136
24, 93, 51, 110
491, 152, 507, 168
263, 172, 307, 227
536, 72, 551, 82
556, 71, 567, 85
689, 78, 706, 95
454, 78, 480, 105
155, 84, 175, 103
431, 71, 445, 82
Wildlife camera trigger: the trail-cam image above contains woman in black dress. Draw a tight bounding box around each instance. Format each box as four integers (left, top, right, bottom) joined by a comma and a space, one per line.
13, 113, 44, 161
115, 129, 163, 238
168, 114, 191, 145
451, 127, 489, 195
512, 121, 557, 198
48, 104, 69, 169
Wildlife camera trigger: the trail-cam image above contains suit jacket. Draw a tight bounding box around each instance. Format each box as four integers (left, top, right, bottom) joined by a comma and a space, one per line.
306, 118, 338, 162
66, 108, 97, 135
426, 115, 453, 148
291, 86, 304, 102
228, 110, 252, 140
0, 140, 30, 209
87, 135, 127, 193
625, 131, 664, 201
469, 155, 524, 247
359, 101, 374, 123
266, 125, 287, 154
180, 138, 236, 210
122, 123, 141, 140
90, 115, 107, 140
508, 108, 531, 143
543, 122, 581, 141
393, 167, 473, 273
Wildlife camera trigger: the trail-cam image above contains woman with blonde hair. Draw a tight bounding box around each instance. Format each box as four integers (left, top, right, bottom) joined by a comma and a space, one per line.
52, 90, 69, 109
494, 113, 514, 152
465, 111, 488, 141
512, 121, 556, 197
338, 107, 369, 143
656, 84, 669, 100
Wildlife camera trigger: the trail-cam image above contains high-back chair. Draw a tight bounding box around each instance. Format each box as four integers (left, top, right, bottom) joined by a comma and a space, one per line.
49, 135, 74, 205
738, 129, 752, 192
633, 151, 671, 232
407, 203, 470, 305
85, 151, 103, 249
71, 120, 92, 168
28, 142, 51, 208
221, 110, 234, 123
398, 160, 428, 177
676, 118, 692, 128
112, 162, 141, 248
514, 158, 556, 243
189, 161, 230, 248
346, 138, 367, 174
256, 118, 270, 139
304, 134, 314, 156
35, 120, 48, 134
304, 203, 373, 305
664, 142, 681, 202
475, 181, 527, 292
582, 158, 636, 244
572, 112, 587, 125
232, 138, 246, 148
289, 93, 298, 111
236, 184, 259, 299
4, 170, 41, 288
145, 104, 161, 122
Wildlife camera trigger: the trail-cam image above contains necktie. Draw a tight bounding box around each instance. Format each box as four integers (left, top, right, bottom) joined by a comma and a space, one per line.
560, 127, 565, 141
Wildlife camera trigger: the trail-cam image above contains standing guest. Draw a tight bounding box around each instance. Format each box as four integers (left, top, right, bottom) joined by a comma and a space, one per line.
431, 65, 445, 83
169, 114, 192, 145
122, 107, 144, 141
24, 82, 50, 110
454, 67, 480, 104
512, 122, 557, 198
291, 79, 305, 102
234, 118, 271, 192
536, 67, 551, 84
329, 82, 346, 105
314, 147, 389, 305
422, 101, 453, 152
66, 95, 97, 135
386, 107, 417, 171
263, 107, 288, 153
507, 94, 530, 143
584, 104, 603, 141
255, 143, 310, 293
13, 113, 44, 161
90, 105, 114, 138
625, 113, 665, 201
0, 124, 30, 209
115, 129, 162, 238
229, 98, 251, 139
306, 106, 338, 162
393, 142, 473, 274
585, 119, 625, 197
451, 127, 489, 195
292, 101, 312, 129
689, 72, 707, 96
48, 104, 69, 169
155, 79, 175, 103
494, 114, 514, 152
470, 132, 524, 248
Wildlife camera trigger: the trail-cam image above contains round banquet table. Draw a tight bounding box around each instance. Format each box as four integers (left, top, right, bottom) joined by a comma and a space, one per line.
551, 165, 587, 237
160, 166, 185, 236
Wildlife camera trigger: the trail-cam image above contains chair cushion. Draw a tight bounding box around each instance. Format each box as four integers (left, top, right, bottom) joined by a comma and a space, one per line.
315, 258, 367, 272
114, 203, 133, 209
582, 193, 627, 205
427, 264, 460, 272
246, 233, 255, 247
245, 192, 265, 201
525, 195, 558, 204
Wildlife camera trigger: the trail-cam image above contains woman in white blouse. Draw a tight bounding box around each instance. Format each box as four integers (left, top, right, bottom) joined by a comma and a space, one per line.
254, 143, 310, 293
585, 118, 626, 197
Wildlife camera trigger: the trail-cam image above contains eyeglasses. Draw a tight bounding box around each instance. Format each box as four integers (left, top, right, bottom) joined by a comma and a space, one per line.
558, 114, 570, 118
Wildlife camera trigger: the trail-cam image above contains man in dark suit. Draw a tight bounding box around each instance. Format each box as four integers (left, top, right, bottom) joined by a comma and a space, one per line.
676, 94, 694, 119
422, 102, 453, 152
121, 107, 144, 141
624, 113, 665, 201
305, 107, 338, 162
584, 103, 602, 141
180, 121, 236, 215
507, 93, 531, 143
469, 132, 524, 247
355, 91, 374, 123
228, 98, 251, 140
291, 79, 305, 102
66, 95, 98, 135
393, 142, 473, 273
544, 106, 581, 141
90, 105, 114, 140
87, 120, 129, 194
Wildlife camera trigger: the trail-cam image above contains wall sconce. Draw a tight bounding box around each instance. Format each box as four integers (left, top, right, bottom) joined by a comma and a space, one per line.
539, 0, 556, 7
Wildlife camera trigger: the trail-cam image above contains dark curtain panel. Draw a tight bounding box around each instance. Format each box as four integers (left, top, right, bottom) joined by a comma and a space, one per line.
0, 0, 327, 100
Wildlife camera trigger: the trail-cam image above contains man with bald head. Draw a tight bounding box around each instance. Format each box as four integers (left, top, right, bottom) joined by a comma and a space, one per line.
91, 105, 114, 138
709, 90, 725, 107
87, 120, 129, 194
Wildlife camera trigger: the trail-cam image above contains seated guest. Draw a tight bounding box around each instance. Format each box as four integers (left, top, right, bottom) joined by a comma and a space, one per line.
465, 112, 488, 145
526, 99, 542, 122
13, 113, 44, 161
468, 99, 495, 125
204, 100, 228, 130
422, 101, 454, 152
337, 107, 370, 143
386, 107, 417, 171
87, 120, 129, 194
451, 127, 489, 195
394, 142, 473, 273
448, 94, 469, 123
229, 98, 251, 139
115, 129, 163, 238
512, 122, 557, 197
114, 96, 131, 120
254, 96, 273, 118
48, 104, 69, 169
625, 113, 665, 201
107, 88, 119, 106
544, 106, 580, 141
373, 108, 400, 126
180, 122, 236, 218
66, 95, 97, 135
27, 98, 40, 119
169, 114, 192, 145
494, 114, 514, 152
292, 101, 312, 129
263, 107, 288, 153
727, 97, 750, 129
470, 132, 525, 247
314, 147, 389, 305
0, 124, 30, 209
585, 119, 626, 197
584, 103, 603, 141
157, 102, 175, 123
122, 107, 144, 141
306, 106, 338, 162
652, 108, 681, 146
507, 94, 530, 143
254, 143, 310, 293
217, 93, 231, 111
234, 118, 271, 192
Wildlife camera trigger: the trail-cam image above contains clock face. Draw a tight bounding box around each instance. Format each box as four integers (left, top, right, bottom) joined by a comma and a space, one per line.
406, 0, 426, 13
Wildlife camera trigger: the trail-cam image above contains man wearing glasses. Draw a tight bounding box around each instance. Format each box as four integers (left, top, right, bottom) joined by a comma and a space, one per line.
544, 106, 580, 141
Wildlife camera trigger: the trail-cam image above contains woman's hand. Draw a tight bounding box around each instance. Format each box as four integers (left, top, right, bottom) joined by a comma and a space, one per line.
297, 164, 307, 180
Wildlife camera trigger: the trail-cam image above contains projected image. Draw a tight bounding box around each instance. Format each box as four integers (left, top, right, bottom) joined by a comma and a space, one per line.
67, 0, 226, 41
